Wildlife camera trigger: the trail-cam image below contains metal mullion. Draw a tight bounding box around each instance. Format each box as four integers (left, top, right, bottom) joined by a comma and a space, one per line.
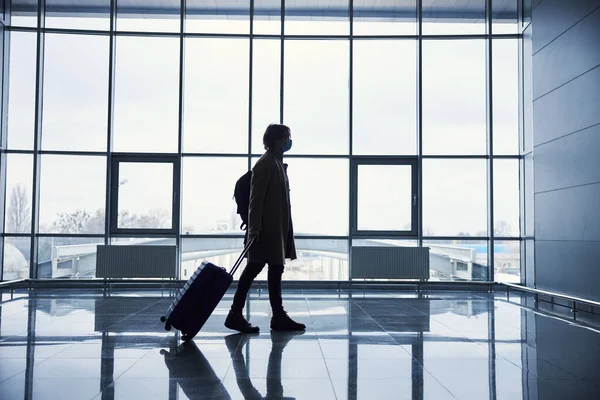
114, 30, 180, 38
348, 0, 353, 282
176, 0, 186, 279
39, 150, 107, 156
422, 154, 488, 159
283, 35, 350, 40
279, 0, 284, 123
104, 0, 116, 247
41, 28, 110, 36
417, 0, 423, 248
352, 35, 419, 40
486, 0, 495, 282
423, 236, 490, 241
3, 149, 35, 154
29, 0, 45, 279
184, 32, 250, 39
35, 233, 106, 238
181, 152, 249, 158
0, 20, 11, 279
248, 0, 254, 172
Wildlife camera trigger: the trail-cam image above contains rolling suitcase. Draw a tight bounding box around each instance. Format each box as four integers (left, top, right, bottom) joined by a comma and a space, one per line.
160, 240, 252, 341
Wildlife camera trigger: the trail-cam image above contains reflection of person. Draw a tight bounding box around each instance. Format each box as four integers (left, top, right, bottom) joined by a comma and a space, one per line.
162, 333, 301, 400
226, 333, 300, 400
226, 124, 305, 333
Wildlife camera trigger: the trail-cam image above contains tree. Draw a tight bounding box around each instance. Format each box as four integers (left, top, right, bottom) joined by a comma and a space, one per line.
7, 184, 31, 233
494, 220, 514, 237
52, 210, 91, 234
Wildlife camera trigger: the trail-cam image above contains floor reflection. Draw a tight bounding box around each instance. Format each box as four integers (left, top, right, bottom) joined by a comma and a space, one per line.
0, 290, 599, 399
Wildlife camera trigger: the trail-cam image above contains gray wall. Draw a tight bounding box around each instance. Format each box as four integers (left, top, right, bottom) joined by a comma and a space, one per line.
532, 0, 600, 301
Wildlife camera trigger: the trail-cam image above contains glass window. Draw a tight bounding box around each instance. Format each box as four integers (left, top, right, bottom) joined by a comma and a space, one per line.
37, 237, 104, 279
357, 165, 413, 232
11, 0, 37, 27
39, 155, 106, 234
4, 154, 32, 233
117, 0, 180, 32
46, 0, 110, 30
422, 40, 486, 155
493, 0, 519, 34
42, 34, 109, 152
494, 240, 520, 283
353, 40, 417, 155
181, 157, 247, 234
423, 159, 487, 237
113, 37, 179, 153
422, 0, 486, 35
184, 38, 249, 154
186, 0, 250, 34
424, 240, 489, 281
352, 239, 417, 247
285, 158, 349, 236
111, 237, 176, 245
493, 39, 519, 155
181, 237, 245, 280
284, 0, 349, 36
3, 237, 30, 280
353, 0, 417, 36
283, 40, 349, 155
254, 0, 281, 35
7, 32, 36, 150
251, 39, 280, 155
494, 160, 519, 237
117, 162, 174, 230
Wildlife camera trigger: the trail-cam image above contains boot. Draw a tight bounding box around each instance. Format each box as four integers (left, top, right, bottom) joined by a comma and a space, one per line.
225, 311, 260, 334
270, 311, 306, 331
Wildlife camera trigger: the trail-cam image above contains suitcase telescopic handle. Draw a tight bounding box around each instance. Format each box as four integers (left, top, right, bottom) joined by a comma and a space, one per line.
229, 238, 255, 276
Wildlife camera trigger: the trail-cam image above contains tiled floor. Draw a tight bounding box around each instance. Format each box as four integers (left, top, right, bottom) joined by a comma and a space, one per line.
1, 288, 600, 399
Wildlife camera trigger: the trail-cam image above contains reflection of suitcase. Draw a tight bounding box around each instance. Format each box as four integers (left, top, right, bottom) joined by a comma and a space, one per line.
161, 341, 231, 399
160, 241, 252, 341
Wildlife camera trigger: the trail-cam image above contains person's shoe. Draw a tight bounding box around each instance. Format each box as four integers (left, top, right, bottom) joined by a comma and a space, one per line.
270, 311, 306, 331
225, 311, 260, 334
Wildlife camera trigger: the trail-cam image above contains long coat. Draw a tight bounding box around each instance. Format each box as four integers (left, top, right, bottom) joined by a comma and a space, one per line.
246, 150, 297, 265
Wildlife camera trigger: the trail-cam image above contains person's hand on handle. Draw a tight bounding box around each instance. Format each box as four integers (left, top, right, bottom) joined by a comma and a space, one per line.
248, 231, 260, 244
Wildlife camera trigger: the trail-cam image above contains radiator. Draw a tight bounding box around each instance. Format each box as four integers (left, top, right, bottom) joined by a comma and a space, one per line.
351, 246, 430, 280
96, 245, 177, 279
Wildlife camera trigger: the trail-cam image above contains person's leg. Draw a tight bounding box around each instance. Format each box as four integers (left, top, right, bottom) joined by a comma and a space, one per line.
225, 262, 265, 333
267, 264, 306, 331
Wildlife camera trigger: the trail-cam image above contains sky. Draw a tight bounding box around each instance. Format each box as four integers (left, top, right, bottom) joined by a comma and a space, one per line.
3, 13, 521, 239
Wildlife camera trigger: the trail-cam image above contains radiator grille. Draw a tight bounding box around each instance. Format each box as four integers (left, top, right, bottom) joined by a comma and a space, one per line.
96, 245, 177, 279
351, 247, 430, 280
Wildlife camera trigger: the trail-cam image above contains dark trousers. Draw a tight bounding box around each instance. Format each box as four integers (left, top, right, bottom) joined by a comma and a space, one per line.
231, 262, 284, 315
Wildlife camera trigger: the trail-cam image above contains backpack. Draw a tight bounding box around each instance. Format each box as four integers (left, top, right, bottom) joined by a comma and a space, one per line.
233, 170, 252, 231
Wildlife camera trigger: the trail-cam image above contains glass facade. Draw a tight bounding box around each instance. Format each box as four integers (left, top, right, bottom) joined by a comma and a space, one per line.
0, 0, 522, 283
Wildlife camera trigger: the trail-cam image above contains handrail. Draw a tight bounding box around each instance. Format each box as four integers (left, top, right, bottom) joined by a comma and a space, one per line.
0, 279, 29, 287
502, 282, 600, 309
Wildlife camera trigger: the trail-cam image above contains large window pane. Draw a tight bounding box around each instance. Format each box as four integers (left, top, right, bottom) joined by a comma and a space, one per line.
39, 156, 106, 234
46, 0, 110, 30
285, 158, 349, 236
284, 0, 349, 35
117, 0, 180, 32
252, 39, 280, 154
353, 40, 417, 155
184, 38, 249, 154
187, 0, 250, 34
284, 40, 349, 155
114, 37, 179, 153
494, 160, 519, 237
181, 237, 245, 280
422, 0, 486, 35
494, 240, 520, 283
117, 163, 173, 230
11, 0, 37, 27
423, 160, 487, 237
423, 40, 486, 155
357, 165, 412, 231
7, 32, 36, 150
424, 240, 488, 281
3, 237, 30, 280
354, 0, 416, 36
4, 154, 32, 233
493, 0, 519, 34
37, 237, 104, 279
493, 39, 519, 155
182, 157, 246, 234
254, 0, 281, 35
42, 34, 109, 152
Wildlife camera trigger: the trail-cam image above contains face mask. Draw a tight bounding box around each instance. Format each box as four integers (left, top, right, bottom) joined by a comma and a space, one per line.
282, 138, 293, 153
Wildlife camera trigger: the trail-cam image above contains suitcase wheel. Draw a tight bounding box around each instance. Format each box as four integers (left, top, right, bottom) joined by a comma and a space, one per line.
164, 323, 172, 331
181, 333, 191, 341
160, 316, 166, 323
